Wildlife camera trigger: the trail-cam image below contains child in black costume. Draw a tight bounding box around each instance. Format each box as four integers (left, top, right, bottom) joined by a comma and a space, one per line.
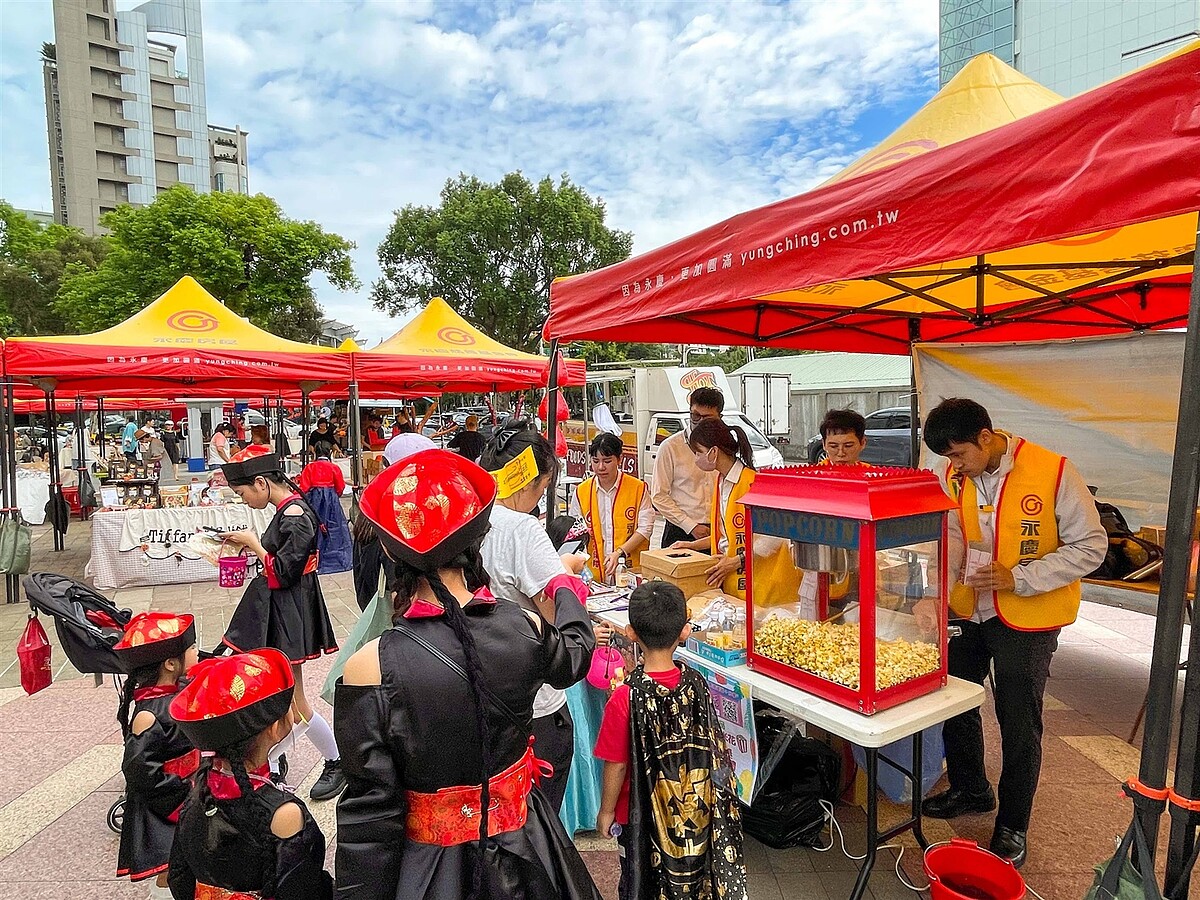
167, 647, 333, 900
113, 612, 200, 899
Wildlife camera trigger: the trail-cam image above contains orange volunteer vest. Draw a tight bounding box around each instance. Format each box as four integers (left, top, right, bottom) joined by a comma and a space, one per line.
577, 472, 648, 582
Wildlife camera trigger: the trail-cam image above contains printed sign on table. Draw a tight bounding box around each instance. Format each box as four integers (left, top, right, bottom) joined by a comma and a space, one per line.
690, 659, 757, 802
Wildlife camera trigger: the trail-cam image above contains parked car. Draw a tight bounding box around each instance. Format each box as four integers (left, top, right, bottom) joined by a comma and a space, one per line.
806, 406, 918, 467
15, 426, 72, 452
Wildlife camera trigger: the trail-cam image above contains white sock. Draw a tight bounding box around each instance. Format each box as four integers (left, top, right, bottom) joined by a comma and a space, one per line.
305, 711, 339, 762
147, 881, 173, 900
269, 719, 308, 774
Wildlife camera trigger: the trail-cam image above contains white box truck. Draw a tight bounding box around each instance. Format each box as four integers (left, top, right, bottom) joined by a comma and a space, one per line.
563, 365, 784, 486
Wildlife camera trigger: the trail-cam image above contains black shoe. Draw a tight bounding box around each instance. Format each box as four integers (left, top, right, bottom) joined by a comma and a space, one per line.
309, 759, 346, 802
922, 786, 997, 819
269, 753, 289, 787
989, 825, 1028, 869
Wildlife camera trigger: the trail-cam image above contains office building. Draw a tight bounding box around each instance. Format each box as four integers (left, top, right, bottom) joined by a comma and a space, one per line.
208, 124, 249, 194
940, 0, 1199, 95
316, 319, 360, 349
42, 0, 247, 234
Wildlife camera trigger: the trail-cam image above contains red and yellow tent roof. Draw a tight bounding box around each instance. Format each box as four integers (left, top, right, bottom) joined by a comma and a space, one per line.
356, 296, 584, 394
545, 49, 1199, 353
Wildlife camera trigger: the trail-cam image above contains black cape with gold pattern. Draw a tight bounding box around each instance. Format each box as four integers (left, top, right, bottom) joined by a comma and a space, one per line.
625, 663, 748, 900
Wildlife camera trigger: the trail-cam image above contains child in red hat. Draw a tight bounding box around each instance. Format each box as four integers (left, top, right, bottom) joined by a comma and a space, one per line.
113, 612, 200, 899
167, 647, 333, 900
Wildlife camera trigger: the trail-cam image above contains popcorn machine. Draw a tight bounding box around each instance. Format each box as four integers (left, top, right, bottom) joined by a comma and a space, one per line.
741, 466, 955, 715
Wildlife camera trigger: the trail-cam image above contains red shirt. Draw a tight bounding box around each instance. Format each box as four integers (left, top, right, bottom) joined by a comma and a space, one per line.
298, 458, 346, 494
593, 665, 682, 824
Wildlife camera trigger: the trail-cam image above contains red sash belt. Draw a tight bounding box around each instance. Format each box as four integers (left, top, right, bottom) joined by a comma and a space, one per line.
303, 552, 318, 575
164, 748, 201, 779
195, 883, 259, 900
405, 746, 551, 847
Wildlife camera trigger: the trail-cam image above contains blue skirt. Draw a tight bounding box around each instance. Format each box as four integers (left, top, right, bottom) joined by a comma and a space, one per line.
308, 486, 352, 574
559, 681, 608, 835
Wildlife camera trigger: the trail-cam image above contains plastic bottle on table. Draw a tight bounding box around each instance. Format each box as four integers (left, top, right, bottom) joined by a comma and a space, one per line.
615, 557, 630, 589
732, 608, 747, 648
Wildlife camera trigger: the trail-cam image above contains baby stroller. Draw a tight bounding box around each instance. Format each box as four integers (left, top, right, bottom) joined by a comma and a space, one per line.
22, 573, 133, 832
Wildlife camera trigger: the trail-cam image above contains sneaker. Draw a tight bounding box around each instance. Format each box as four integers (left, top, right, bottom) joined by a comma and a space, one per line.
269, 753, 289, 787
309, 759, 346, 801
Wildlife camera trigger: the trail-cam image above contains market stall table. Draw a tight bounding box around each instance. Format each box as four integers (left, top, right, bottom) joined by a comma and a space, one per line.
87, 504, 274, 589
597, 608, 985, 900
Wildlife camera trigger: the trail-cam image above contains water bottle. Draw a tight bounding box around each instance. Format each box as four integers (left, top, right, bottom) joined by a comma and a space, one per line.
615, 558, 630, 589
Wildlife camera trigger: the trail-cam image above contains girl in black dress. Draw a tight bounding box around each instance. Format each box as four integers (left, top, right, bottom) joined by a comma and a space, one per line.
112, 612, 199, 899
334, 449, 601, 900
217, 453, 344, 801
168, 647, 333, 900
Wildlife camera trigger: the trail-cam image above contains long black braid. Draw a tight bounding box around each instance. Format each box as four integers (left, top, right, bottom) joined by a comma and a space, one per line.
426, 567, 493, 900
117, 662, 168, 738
190, 734, 279, 897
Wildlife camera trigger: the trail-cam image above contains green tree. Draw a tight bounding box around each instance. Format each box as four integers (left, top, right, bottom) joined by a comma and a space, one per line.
573, 341, 674, 364
0, 202, 107, 336
54, 186, 359, 340
373, 172, 632, 352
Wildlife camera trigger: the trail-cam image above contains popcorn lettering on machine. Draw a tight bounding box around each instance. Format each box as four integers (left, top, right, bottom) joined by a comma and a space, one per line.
741, 465, 955, 715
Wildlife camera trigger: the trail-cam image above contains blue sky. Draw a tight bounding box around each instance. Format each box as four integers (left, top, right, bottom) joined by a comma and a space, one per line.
0, 0, 939, 345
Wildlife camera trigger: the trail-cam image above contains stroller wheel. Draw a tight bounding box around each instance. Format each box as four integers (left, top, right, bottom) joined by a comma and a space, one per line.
107, 796, 124, 834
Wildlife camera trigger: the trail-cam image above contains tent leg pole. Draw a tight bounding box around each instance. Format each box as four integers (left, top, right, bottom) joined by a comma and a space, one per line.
1167, 592, 1200, 896
44, 390, 63, 552
544, 340, 560, 523
908, 318, 921, 467
1, 379, 14, 603
348, 383, 362, 491
97, 396, 105, 459
1138, 217, 1200, 879
300, 392, 310, 468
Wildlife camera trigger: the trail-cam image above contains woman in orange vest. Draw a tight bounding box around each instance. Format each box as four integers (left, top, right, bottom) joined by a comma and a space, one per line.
670, 418, 757, 597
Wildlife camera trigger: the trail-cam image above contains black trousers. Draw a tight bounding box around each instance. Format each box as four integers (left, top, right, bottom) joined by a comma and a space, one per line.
661, 521, 711, 549
531, 705, 574, 813
944, 617, 1060, 831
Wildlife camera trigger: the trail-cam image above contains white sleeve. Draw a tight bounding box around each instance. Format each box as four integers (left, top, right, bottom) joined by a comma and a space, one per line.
651, 438, 696, 534
568, 488, 581, 519
512, 516, 571, 598
635, 487, 656, 541
1011, 460, 1108, 597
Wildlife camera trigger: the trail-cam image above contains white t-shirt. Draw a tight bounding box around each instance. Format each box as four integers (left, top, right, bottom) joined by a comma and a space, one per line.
382, 432, 436, 465
480, 503, 568, 718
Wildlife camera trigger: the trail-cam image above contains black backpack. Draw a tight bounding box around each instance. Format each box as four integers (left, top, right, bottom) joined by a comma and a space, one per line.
1089, 497, 1163, 580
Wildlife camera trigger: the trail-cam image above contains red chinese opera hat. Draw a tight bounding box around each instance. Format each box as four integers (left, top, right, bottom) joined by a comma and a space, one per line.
113, 612, 196, 671
221, 452, 283, 487
359, 448, 497, 571
169, 648, 295, 751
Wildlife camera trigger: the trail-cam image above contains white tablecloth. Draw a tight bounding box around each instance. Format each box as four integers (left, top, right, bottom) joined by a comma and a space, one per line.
16, 469, 50, 525
88, 505, 275, 589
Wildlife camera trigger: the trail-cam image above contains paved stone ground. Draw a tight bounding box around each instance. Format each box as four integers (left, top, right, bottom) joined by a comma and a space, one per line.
0, 517, 1190, 899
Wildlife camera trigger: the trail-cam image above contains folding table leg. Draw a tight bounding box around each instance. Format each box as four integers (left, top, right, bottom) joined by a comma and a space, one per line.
850, 747, 879, 900
912, 730, 929, 848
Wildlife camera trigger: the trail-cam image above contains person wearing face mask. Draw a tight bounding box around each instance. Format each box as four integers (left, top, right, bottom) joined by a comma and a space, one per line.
918, 398, 1106, 868
478, 419, 596, 813
670, 418, 757, 598
651, 387, 723, 548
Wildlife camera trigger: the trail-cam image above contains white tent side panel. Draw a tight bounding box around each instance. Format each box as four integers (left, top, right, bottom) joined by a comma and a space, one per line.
914, 332, 1185, 529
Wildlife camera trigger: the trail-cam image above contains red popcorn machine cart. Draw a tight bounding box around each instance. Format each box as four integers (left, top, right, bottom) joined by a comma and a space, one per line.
740, 465, 956, 715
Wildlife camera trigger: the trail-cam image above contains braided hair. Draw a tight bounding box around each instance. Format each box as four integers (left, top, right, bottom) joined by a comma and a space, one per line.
386, 544, 493, 899
191, 734, 279, 897
117, 662, 170, 738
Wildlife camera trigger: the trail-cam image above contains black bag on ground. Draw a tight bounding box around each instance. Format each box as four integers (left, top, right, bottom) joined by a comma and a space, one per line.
1088, 494, 1164, 580
738, 710, 841, 849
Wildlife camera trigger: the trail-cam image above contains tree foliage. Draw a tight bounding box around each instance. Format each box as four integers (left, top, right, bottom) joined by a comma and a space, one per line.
373, 172, 632, 353
0, 202, 106, 336
53, 186, 359, 340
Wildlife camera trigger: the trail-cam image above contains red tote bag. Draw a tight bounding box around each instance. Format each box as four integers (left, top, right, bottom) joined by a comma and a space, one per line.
18, 614, 52, 696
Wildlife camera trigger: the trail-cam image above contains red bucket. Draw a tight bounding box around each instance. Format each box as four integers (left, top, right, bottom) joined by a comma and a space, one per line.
218, 548, 249, 588
925, 839, 1025, 900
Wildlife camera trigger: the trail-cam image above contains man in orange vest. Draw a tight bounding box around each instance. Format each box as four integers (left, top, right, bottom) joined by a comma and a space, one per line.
570, 432, 655, 583
920, 398, 1106, 868
818, 408, 870, 466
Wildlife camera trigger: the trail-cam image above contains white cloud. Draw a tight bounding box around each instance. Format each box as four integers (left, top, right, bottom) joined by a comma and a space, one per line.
0, 0, 938, 346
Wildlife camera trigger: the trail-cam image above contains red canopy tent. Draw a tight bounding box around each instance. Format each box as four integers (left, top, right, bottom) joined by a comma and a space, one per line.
545, 46, 1200, 889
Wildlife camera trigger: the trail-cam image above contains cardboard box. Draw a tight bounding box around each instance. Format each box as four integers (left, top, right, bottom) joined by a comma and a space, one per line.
640, 547, 713, 600
686, 636, 746, 667
1139, 525, 1167, 546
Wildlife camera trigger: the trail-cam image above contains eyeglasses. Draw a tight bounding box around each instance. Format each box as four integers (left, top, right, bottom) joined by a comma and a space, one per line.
689, 410, 718, 425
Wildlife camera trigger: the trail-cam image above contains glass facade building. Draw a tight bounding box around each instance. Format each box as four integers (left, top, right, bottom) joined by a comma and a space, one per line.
940, 0, 1200, 95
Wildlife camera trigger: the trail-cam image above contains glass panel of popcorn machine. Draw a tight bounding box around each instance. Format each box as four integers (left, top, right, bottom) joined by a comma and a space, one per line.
872, 514, 942, 691
749, 510, 865, 690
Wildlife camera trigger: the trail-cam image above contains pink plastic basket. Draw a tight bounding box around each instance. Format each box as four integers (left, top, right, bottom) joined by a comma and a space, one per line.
217, 546, 249, 588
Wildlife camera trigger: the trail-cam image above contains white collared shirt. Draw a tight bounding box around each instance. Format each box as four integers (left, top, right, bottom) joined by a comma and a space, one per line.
651, 431, 714, 534
568, 473, 656, 558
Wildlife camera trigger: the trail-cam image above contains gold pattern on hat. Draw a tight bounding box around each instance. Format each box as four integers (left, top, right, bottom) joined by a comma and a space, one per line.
395, 502, 425, 539
243, 665, 262, 677
393, 475, 419, 496
230, 674, 246, 702
424, 493, 450, 517
130, 632, 146, 646
159, 618, 181, 634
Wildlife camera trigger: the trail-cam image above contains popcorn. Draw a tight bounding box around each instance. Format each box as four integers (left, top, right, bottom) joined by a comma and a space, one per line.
754, 618, 940, 690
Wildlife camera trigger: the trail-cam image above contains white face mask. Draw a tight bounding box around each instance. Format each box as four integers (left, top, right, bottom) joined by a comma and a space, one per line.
693, 447, 718, 472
